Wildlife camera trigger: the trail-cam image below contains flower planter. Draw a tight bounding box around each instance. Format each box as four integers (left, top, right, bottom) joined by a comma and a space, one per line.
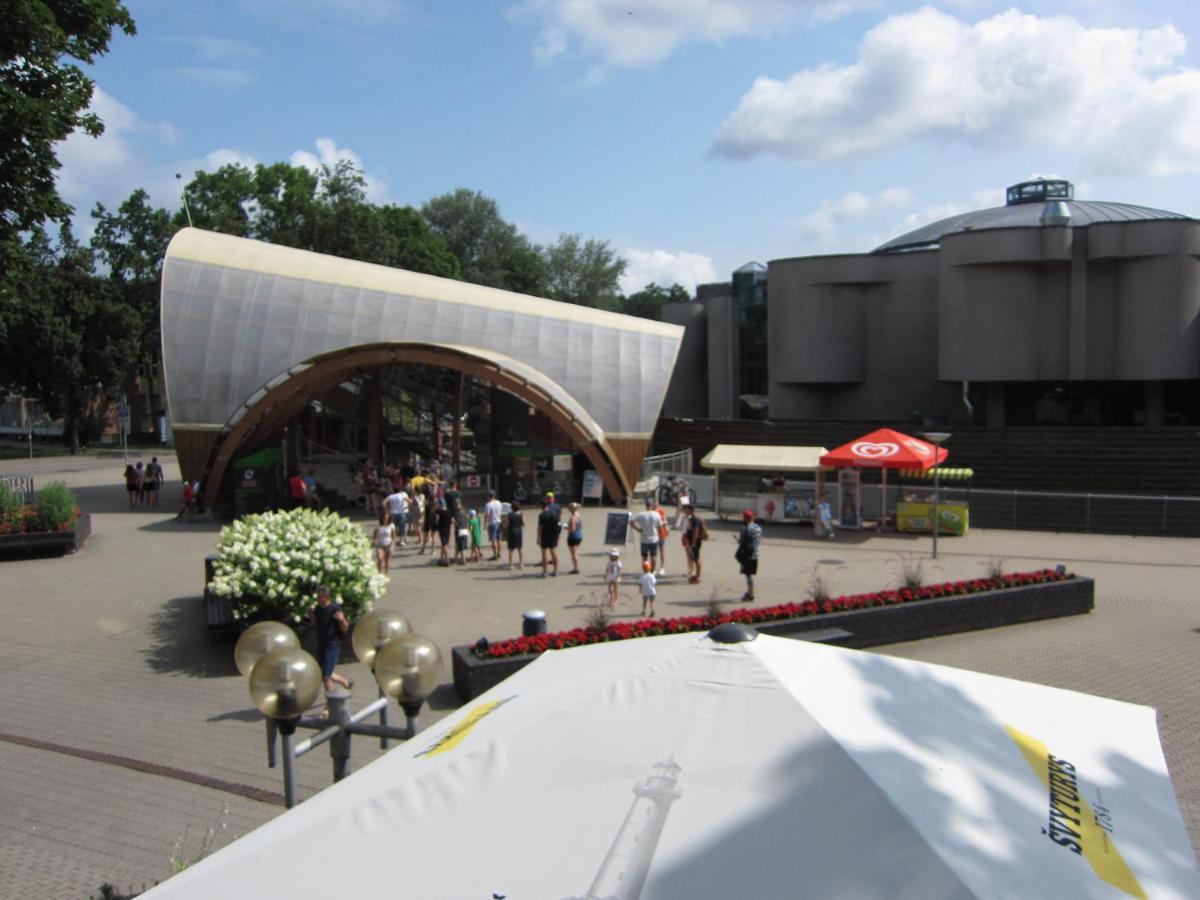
0, 513, 91, 558
452, 574, 1094, 701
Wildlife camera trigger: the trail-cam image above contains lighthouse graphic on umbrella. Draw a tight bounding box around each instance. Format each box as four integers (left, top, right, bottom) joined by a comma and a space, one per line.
574, 758, 684, 900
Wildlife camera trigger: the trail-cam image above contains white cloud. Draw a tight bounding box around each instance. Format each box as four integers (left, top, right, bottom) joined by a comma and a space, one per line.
289, 138, 388, 202
878, 187, 913, 208
509, 0, 805, 73
621, 248, 717, 294
798, 187, 911, 244
55, 89, 180, 215
712, 7, 1200, 176
56, 90, 391, 232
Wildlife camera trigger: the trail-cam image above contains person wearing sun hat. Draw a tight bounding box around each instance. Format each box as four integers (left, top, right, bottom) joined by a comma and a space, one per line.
604, 547, 623, 609
735, 509, 762, 602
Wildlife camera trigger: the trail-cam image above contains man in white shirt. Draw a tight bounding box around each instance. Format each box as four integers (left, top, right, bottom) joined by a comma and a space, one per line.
629, 498, 662, 572
483, 490, 504, 560
384, 489, 410, 548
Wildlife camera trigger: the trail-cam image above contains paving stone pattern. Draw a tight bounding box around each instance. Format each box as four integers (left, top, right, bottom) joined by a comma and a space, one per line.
1, 453, 1197, 897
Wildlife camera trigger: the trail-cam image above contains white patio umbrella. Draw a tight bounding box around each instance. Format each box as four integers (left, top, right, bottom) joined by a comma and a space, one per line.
144, 629, 1198, 899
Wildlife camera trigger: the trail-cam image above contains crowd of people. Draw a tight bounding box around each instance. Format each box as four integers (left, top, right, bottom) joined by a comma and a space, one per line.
357, 462, 766, 608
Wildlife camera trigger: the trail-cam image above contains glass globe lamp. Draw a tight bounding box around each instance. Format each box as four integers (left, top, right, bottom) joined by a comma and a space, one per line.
374, 634, 442, 707
350, 609, 411, 671
248, 647, 322, 720
234, 621, 299, 678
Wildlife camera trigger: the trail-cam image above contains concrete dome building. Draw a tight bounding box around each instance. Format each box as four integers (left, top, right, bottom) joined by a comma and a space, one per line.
665, 179, 1200, 430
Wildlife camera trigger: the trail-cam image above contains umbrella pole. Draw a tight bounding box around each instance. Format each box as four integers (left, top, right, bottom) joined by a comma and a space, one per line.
881, 469, 888, 532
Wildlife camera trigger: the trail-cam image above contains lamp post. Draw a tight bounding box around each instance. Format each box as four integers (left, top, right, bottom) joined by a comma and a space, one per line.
922, 432, 951, 560
234, 611, 441, 808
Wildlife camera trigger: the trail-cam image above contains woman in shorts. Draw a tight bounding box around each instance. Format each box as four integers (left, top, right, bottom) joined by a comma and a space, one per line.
372, 512, 392, 573
565, 502, 583, 574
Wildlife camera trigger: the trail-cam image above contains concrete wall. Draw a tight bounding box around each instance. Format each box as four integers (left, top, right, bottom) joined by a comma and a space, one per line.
661, 301, 708, 418
705, 294, 739, 418
663, 218, 1200, 427
768, 251, 956, 421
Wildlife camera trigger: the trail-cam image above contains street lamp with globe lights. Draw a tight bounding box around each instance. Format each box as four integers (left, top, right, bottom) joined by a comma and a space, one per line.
233, 611, 440, 807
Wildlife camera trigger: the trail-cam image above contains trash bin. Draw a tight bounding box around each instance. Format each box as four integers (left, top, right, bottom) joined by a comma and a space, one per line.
522, 609, 547, 637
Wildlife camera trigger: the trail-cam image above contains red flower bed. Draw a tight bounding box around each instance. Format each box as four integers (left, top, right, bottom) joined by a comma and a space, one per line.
474, 569, 1073, 659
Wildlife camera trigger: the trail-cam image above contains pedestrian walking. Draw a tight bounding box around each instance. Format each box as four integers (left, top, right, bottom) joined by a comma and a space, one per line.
434, 499, 453, 565
628, 498, 661, 572
566, 502, 583, 574
484, 490, 504, 560
146, 456, 163, 509
537, 497, 561, 577
604, 548, 622, 609
373, 512, 392, 573
639, 561, 657, 617
383, 487, 410, 548
682, 504, 708, 584
735, 509, 763, 602
309, 584, 353, 694
653, 500, 670, 576
135, 461, 148, 507
288, 469, 307, 509
506, 500, 525, 569
124, 463, 139, 510
454, 503, 470, 565
468, 508, 484, 562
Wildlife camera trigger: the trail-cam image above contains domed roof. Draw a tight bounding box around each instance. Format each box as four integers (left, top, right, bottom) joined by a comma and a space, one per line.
874, 180, 1192, 254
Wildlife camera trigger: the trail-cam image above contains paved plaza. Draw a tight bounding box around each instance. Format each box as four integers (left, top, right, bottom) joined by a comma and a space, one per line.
1, 452, 1198, 897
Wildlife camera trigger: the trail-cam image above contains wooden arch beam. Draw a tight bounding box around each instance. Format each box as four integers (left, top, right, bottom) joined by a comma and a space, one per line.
202, 344, 634, 509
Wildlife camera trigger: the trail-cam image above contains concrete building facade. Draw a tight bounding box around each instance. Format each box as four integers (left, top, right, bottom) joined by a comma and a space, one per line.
666, 180, 1200, 429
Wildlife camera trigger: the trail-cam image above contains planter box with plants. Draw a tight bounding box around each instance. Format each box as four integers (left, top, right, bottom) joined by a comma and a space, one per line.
0, 481, 89, 556
452, 568, 1093, 701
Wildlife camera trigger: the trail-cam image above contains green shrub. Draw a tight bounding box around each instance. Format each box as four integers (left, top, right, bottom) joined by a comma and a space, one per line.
0, 482, 22, 531
34, 481, 77, 531
210, 508, 387, 625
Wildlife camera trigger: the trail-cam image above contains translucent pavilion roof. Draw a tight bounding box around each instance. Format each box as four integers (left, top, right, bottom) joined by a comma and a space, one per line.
159, 229, 684, 441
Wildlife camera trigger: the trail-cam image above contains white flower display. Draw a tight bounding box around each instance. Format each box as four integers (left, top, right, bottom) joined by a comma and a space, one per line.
211, 508, 387, 623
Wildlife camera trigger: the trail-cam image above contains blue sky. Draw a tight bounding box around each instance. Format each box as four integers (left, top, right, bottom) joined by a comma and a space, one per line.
59, 0, 1200, 293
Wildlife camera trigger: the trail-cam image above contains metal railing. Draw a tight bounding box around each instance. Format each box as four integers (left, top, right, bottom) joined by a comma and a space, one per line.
641, 449, 693, 479
841, 484, 1200, 537
0, 475, 35, 503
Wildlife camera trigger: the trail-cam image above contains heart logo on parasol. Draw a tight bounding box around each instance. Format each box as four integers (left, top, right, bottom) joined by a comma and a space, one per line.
851, 441, 899, 458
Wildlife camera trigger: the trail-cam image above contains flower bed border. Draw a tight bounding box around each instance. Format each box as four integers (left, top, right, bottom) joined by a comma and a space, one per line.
0, 512, 91, 558
452, 571, 1094, 701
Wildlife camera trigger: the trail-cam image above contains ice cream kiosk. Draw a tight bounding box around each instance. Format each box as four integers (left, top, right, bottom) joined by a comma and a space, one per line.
701, 445, 830, 524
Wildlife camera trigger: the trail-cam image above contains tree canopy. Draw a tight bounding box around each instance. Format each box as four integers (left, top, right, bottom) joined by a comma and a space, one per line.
0, 0, 135, 244
543, 233, 626, 310
420, 188, 543, 293
622, 282, 690, 321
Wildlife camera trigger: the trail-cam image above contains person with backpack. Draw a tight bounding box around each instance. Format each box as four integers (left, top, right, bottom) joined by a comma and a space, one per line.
735, 509, 763, 602
682, 504, 709, 584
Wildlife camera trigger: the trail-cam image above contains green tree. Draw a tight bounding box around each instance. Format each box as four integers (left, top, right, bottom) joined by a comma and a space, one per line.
179, 164, 259, 237
176, 160, 459, 277
90, 189, 176, 429
420, 188, 544, 293
0, 0, 136, 273
543, 233, 626, 310
622, 282, 690, 321
1, 227, 140, 451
